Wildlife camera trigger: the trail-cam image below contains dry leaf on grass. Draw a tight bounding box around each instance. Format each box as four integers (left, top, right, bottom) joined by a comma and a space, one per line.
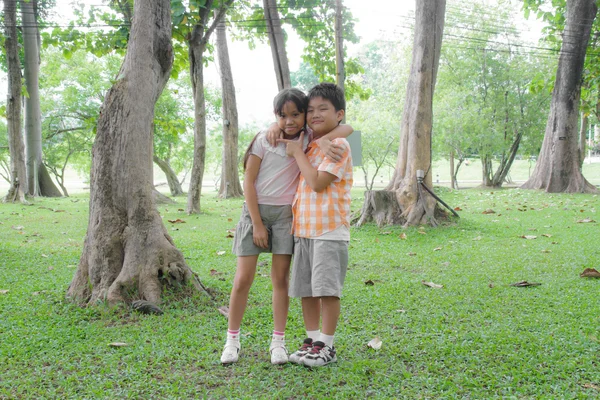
210, 269, 223, 276
364, 280, 375, 286
541, 250, 551, 253
216, 251, 226, 256
167, 219, 186, 224
577, 218, 596, 223
11, 225, 24, 230
580, 268, 600, 278
454, 207, 462, 211
0, 290, 9, 294
367, 337, 382, 350
422, 280, 443, 289
542, 234, 552, 237
218, 306, 230, 318
407, 252, 417, 256
472, 236, 482, 241
582, 383, 600, 390
510, 281, 541, 287
520, 235, 537, 240
399, 233, 407, 240
482, 209, 496, 214
433, 247, 442, 251
108, 342, 128, 347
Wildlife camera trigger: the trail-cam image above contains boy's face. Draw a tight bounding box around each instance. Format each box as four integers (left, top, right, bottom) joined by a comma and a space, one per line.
307, 96, 344, 137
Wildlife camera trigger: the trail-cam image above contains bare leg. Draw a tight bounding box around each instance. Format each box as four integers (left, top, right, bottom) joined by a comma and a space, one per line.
227, 255, 258, 331
301, 297, 321, 332
270, 254, 291, 332
320, 296, 340, 336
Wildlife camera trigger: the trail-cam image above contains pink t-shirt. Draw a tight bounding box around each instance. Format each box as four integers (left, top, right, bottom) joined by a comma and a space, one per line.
249, 130, 310, 205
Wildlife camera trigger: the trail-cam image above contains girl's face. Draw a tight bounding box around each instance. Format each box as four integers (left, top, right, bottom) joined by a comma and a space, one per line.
276, 101, 306, 139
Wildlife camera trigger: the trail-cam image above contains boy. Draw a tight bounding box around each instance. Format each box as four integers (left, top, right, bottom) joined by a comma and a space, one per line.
278, 83, 353, 367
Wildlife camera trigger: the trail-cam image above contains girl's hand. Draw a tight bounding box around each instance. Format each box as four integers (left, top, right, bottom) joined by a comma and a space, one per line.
277, 131, 304, 158
252, 222, 269, 248
266, 124, 283, 147
318, 138, 345, 162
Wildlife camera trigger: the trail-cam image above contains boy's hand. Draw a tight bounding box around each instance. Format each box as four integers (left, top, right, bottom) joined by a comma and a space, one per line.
266, 123, 282, 147
317, 137, 345, 162
277, 131, 304, 157
252, 222, 269, 248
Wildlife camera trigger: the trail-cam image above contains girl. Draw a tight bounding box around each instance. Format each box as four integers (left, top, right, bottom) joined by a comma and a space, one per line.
221, 88, 352, 365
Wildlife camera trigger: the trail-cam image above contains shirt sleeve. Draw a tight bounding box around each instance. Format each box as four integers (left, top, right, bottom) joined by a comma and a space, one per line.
318, 138, 351, 181
249, 132, 266, 159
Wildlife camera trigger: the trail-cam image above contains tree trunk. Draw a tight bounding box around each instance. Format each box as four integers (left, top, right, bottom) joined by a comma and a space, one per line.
356, 0, 447, 227
20, 0, 61, 197
67, 0, 192, 306
186, 1, 232, 214
153, 155, 184, 196
216, 18, 243, 199
3, 0, 27, 203
449, 149, 457, 189
335, 0, 346, 123
521, 0, 598, 193
263, 0, 291, 91
579, 112, 588, 168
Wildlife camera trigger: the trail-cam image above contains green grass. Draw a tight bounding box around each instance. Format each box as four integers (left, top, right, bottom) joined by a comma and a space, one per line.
1, 188, 599, 398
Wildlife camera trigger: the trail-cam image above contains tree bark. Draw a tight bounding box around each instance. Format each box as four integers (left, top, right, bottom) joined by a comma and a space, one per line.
153, 155, 184, 196
67, 0, 191, 306
579, 112, 588, 168
186, 0, 232, 214
20, 0, 61, 197
3, 0, 27, 203
449, 149, 457, 189
263, 0, 291, 91
216, 18, 243, 199
356, 0, 447, 227
335, 0, 346, 123
521, 0, 598, 193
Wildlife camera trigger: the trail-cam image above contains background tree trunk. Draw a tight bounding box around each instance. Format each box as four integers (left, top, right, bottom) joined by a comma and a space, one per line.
579, 112, 588, 168
356, 0, 447, 227
3, 0, 27, 203
153, 155, 184, 196
20, 0, 61, 197
335, 0, 346, 123
186, 0, 232, 214
521, 0, 598, 193
67, 0, 192, 306
263, 0, 291, 91
216, 18, 243, 199
449, 149, 457, 189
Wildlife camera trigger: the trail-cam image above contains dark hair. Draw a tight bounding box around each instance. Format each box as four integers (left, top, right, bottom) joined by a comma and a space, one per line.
242, 88, 308, 171
308, 82, 346, 111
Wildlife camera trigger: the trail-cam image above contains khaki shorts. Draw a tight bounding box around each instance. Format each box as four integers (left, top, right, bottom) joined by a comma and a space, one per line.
232, 203, 294, 256
289, 237, 348, 298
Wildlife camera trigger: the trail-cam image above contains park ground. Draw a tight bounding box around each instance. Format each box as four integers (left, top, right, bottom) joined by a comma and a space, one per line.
1, 182, 599, 398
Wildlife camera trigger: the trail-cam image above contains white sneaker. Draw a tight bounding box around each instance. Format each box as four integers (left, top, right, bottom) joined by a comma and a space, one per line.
221, 341, 240, 364
269, 339, 288, 365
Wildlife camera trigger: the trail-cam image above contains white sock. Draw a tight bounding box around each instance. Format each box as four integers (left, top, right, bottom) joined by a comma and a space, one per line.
306, 329, 320, 342
319, 333, 334, 347
272, 330, 285, 343
226, 329, 240, 346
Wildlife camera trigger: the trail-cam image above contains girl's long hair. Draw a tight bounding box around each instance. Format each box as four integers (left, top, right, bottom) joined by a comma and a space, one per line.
242, 88, 308, 171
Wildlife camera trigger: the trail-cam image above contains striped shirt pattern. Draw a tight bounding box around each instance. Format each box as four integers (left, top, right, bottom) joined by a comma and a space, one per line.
292, 138, 353, 238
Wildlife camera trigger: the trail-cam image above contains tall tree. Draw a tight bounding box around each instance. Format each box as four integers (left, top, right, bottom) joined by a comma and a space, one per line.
215, 17, 243, 199
67, 0, 193, 305
355, 0, 446, 227
263, 0, 291, 90
20, 0, 61, 197
521, 0, 598, 193
185, 0, 234, 214
3, 0, 27, 203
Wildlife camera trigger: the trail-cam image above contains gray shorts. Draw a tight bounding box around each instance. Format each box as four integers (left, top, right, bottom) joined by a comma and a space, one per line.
289, 237, 348, 298
232, 203, 294, 256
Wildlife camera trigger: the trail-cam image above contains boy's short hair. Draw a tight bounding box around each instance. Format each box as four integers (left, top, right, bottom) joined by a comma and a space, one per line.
308, 82, 346, 112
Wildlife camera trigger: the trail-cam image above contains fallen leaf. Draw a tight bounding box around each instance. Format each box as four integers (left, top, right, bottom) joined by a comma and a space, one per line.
421, 280, 443, 289
48, 266, 54, 270
53, 209, 66, 213
167, 219, 186, 224
397, 309, 406, 313
364, 279, 374, 286
580, 268, 600, 278
218, 306, 230, 318
210, 269, 223, 276
454, 207, 462, 211
542, 234, 552, 238
381, 231, 392, 235
228, 218, 233, 222
582, 383, 600, 390
482, 209, 496, 214
178, 208, 184, 212
367, 337, 382, 350
220, 214, 227, 217
11, 225, 24, 230
472, 236, 482, 241
226, 232, 234, 238
488, 283, 495, 288
541, 250, 551, 253
520, 235, 537, 240
0, 290, 9, 294
577, 218, 596, 223
41, 254, 49, 258
510, 281, 541, 287
399, 233, 407, 240
418, 231, 427, 235
216, 251, 226, 256
433, 247, 442, 251
407, 252, 416, 256
108, 342, 128, 347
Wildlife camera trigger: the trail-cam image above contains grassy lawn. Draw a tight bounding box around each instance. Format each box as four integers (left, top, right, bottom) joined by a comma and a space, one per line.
1, 188, 599, 398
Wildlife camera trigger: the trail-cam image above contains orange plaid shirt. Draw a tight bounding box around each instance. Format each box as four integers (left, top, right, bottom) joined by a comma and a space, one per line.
292, 138, 353, 238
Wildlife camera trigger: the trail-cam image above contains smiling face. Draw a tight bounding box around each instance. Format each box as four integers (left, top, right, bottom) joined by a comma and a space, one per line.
276, 101, 306, 139
307, 96, 345, 138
